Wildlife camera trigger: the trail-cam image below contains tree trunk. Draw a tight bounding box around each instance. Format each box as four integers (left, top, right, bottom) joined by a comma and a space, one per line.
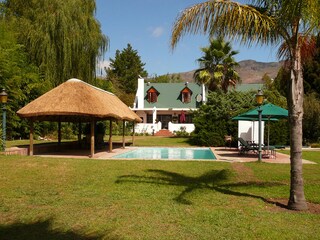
287, 45, 308, 210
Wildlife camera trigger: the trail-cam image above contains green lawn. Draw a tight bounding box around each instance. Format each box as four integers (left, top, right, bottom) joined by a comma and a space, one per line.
130, 136, 191, 147
6, 136, 191, 148
0, 152, 319, 239
279, 149, 320, 164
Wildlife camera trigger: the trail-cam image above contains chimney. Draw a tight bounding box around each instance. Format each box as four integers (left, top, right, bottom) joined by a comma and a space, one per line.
136, 77, 145, 109
201, 84, 206, 103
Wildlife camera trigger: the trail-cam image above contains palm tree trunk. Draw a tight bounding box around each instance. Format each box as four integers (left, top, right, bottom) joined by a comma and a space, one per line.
287, 45, 308, 211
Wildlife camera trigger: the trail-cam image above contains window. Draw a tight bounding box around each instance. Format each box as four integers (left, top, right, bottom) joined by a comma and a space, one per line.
146, 114, 153, 123
181, 87, 192, 103
147, 87, 158, 103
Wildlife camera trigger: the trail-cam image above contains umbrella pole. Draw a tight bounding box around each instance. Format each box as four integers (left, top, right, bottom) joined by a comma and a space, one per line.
58, 119, 61, 150
109, 120, 113, 152
132, 121, 135, 146
29, 120, 34, 156
122, 120, 125, 149
90, 119, 95, 158
258, 107, 262, 162
268, 117, 270, 154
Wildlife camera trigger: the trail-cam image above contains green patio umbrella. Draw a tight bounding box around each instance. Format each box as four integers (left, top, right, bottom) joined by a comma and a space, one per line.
240, 103, 288, 119
233, 103, 288, 152
232, 113, 278, 151
232, 115, 278, 121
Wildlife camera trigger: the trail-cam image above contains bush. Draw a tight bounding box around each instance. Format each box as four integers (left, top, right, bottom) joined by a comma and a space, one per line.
190, 91, 257, 147
310, 143, 320, 148
303, 93, 320, 143
174, 127, 190, 137
266, 120, 289, 146
190, 90, 289, 147
190, 130, 224, 146
0, 122, 3, 150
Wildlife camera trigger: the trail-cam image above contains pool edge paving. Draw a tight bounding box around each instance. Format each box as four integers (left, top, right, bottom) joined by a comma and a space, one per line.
33, 146, 316, 164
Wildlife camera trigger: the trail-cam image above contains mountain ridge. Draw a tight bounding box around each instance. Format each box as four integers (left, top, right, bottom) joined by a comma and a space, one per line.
172, 60, 283, 84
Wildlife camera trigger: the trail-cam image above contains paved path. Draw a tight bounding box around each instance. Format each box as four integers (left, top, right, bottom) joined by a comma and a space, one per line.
212, 147, 316, 164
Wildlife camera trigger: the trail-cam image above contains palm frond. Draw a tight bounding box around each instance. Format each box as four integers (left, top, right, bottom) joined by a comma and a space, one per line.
277, 34, 316, 61
171, 0, 278, 49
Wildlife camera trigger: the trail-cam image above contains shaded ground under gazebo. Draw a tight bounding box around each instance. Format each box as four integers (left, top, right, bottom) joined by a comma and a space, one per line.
17, 78, 142, 157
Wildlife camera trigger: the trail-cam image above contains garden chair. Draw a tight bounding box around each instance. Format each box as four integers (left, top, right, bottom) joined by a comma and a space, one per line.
261, 145, 276, 158
238, 137, 258, 155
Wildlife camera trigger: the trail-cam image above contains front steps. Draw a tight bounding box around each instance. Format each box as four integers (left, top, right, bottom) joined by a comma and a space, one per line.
154, 129, 174, 137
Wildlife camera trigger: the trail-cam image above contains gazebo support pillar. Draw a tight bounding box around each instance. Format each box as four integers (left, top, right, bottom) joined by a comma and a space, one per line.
78, 121, 82, 146
122, 120, 125, 148
90, 119, 95, 158
58, 120, 61, 150
132, 121, 135, 146
29, 120, 34, 156
109, 120, 113, 152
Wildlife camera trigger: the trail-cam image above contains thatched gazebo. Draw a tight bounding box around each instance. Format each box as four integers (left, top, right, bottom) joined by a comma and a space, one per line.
17, 78, 141, 157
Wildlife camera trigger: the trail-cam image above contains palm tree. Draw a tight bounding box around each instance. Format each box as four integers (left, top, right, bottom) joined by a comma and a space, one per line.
171, 0, 320, 211
194, 38, 239, 92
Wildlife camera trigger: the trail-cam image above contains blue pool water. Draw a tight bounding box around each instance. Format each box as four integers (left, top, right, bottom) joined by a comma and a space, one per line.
112, 147, 216, 160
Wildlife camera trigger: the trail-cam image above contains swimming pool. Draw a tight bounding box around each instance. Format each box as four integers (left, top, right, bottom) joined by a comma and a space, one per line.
112, 147, 216, 160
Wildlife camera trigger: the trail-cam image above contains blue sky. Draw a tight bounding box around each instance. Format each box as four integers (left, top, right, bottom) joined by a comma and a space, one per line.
95, 0, 278, 76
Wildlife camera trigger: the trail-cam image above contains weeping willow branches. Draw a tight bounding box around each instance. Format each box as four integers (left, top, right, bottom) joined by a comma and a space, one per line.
5, 0, 108, 86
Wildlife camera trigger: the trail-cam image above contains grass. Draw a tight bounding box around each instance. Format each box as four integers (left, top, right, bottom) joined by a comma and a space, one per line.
279, 149, 320, 164
7, 136, 191, 149
0, 152, 320, 239
130, 135, 191, 147
110, 135, 191, 147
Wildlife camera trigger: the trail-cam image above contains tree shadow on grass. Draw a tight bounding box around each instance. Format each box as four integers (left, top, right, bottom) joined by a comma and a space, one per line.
0, 218, 120, 240
116, 169, 287, 208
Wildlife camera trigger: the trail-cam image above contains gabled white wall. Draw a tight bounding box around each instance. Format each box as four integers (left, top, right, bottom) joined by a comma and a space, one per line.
201, 84, 206, 103
135, 77, 145, 109
238, 121, 264, 146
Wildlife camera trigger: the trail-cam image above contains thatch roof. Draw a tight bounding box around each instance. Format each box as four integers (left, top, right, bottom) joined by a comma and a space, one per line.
17, 78, 142, 122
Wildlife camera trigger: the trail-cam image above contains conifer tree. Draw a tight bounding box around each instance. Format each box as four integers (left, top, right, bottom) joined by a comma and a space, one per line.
107, 43, 147, 94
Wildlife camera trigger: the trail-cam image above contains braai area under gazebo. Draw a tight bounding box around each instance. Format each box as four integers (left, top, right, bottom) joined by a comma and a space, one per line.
17, 78, 142, 157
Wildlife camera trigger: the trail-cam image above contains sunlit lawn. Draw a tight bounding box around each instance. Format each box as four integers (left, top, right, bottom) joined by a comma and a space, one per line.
1, 150, 320, 239
6, 135, 192, 148
129, 135, 191, 147
279, 149, 320, 164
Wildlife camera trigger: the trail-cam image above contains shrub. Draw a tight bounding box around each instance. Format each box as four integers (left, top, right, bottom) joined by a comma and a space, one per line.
190, 91, 256, 147
310, 143, 320, 148
190, 90, 289, 147
174, 127, 190, 137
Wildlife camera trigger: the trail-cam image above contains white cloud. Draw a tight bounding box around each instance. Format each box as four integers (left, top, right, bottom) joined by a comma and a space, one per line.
96, 60, 111, 76
151, 26, 164, 38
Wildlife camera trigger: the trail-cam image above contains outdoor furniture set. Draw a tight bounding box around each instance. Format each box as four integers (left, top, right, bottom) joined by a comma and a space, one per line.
238, 137, 276, 158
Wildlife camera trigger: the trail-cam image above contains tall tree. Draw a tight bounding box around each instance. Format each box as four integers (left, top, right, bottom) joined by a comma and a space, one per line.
0, 16, 49, 139
273, 66, 290, 98
4, 0, 108, 87
171, 0, 320, 210
194, 38, 240, 92
303, 93, 320, 143
106, 43, 147, 105
303, 34, 320, 97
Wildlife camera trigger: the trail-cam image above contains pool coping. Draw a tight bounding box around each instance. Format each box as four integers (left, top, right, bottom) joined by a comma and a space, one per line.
34, 146, 316, 164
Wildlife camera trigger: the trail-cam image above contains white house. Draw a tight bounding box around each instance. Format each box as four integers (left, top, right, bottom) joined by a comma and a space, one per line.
132, 77, 266, 144
132, 77, 207, 135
